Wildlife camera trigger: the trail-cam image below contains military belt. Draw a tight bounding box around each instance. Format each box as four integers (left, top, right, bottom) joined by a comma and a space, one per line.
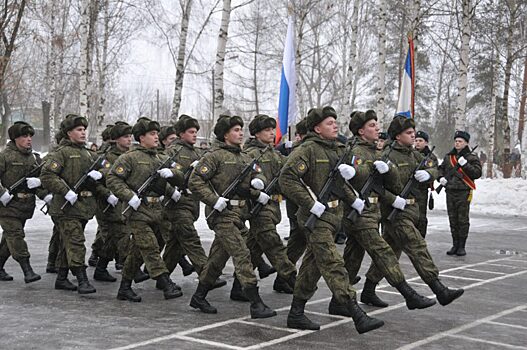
79, 191, 93, 197
145, 196, 161, 203
405, 198, 415, 205
327, 200, 339, 208
230, 199, 246, 207
368, 197, 378, 204
16, 193, 34, 199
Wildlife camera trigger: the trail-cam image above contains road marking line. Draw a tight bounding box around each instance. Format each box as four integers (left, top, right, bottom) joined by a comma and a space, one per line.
396, 304, 527, 350
303, 310, 347, 320
507, 259, 527, 263
461, 268, 506, 275
485, 263, 523, 269
447, 334, 527, 349
236, 320, 299, 333
173, 334, 245, 350
486, 321, 527, 331
439, 274, 485, 282
377, 289, 400, 295
177, 318, 247, 336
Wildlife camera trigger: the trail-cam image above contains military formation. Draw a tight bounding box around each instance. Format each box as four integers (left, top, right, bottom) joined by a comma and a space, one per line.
0, 107, 482, 336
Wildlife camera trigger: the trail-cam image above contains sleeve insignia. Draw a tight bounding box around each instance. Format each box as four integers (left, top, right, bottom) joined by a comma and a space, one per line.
199, 165, 209, 174
297, 161, 307, 173
50, 161, 60, 170
427, 160, 434, 167
115, 166, 125, 175
252, 164, 262, 173
176, 163, 183, 170
355, 158, 362, 165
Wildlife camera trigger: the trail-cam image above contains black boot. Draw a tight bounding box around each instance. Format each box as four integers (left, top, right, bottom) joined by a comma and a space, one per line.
117, 279, 142, 302
230, 277, 249, 302
395, 281, 436, 310
334, 231, 346, 245
179, 256, 195, 276
190, 283, 217, 314
446, 239, 459, 255
287, 297, 320, 330
93, 258, 117, 282
72, 266, 96, 294
54, 268, 77, 291
156, 273, 183, 299
456, 238, 467, 256
210, 277, 227, 290
156, 277, 182, 291
428, 279, 464, 306
329, 296, 352, 316
273, 275, 294, 294
0, 268, 13, 281
134, 269, 150, 284
352, 275, 361, 285
88, 251, 98, 267
244, 285, 277, 319
19, 258, 41, 283
346, 298, 385, 334
46, 263, 58, 273
257, 261, 276, 279
360, 279, 388, 307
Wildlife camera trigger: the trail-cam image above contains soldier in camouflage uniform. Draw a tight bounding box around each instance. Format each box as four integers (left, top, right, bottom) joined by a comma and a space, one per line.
439, 131, 481, 256
41, 114, 107, 294
244, 115, 297, 295
107, 117, 184, 302
188, 115, 276, 319
0, 122, 48, 283
279, 106, 384, 334
362, 115, 464, 308
414, 131, 438, 238
337, 111, 435, 312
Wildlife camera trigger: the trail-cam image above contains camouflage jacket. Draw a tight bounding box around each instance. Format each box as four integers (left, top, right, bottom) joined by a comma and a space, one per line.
279, 132, 358, 227
0, 141, 47, 220
438, 146, 481, 191
107, 145, 184, 223
380, 141, 438, 224
96, 144, 126, 223
164, 139, 202, 222
40, 139, 106, 220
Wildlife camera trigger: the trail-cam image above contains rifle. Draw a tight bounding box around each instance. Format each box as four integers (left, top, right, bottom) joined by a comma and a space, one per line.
8, 162, 44, 193
346, 141, 396, 223
303, 140, 356, 232
435, 145, 478, 194
249, 166, 283, 217
60, 149, 111, 210
205, 146, 270, 220
386, 146, 436, 222
162, 162, 197, 207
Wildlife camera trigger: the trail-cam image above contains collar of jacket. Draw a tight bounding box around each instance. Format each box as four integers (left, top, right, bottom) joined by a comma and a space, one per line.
136, 145, 158, 155
6, 140, 33, 155
244, 137, 268, 149
355, 137, 376, 150
213, 140, 242, 153
393, 141, 412, 154
304, 132, 338, 150
448, 145, 471, 156
420, 145, 432, 156
59, 138, 86, 149
109, 143, 126, 156
174, 138, 195, 151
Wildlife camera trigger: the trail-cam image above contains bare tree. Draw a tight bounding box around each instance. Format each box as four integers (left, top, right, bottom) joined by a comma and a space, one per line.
376, 0, 387, 126
213, 0, 231, 122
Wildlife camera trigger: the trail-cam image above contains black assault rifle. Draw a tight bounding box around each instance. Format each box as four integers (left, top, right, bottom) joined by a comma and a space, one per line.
435, 145, 478, 194
249, 166, 283, 217
386, 146, 436, 222
8, 162, 44, 193
346, 141, 396, 223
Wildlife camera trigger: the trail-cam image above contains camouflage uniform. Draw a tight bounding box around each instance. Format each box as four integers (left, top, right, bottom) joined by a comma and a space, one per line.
415, 146, 438, 238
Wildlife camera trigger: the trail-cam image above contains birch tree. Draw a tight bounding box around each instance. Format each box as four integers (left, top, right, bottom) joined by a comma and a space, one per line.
376, 0, 387, 126
79, 0, 91, 123
342, 0, 360, 119
213, 0, 231, 122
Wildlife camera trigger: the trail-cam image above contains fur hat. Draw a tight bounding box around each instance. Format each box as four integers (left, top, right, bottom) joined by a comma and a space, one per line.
8, 121, 35, 141
101, 124, 114, 141
295, 119, 307, 136
388, 115, 416, 138
61, 114, 88, 133
132, 117, 160, 141
110, 121, 132, 140
175, 114, 200, 135
159, 125, 177, 142
249, 114, 276, 136
378, 131, 388, 140
416, 130, 429, 142
306, 106, 338, 131
454, 130, 470, 142
213, 114, 244, 142
348, 109, 377, 136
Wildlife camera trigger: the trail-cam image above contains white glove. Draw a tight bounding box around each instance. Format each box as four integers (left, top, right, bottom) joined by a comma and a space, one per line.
43, 194, 53, 204
351, 198, 365, 215
171, 189, 182, 202
213, 197, 228, 212
285, 140, 293, 149
256, 192, 270, 205
414, 170, 431, 183
87, 170, 103, 181
157, 168, 174, 179
190, 160, 199, 168
439, 177, 448, 186
128, 194, 141, 211
107, 193, 119, 207
310, 201, 326, 218
338, 164, 356, 180
392, 196, 406, 210
64, 190, 78, 205
26, 177, 41, 189
373, 160, 389, 174
0, 191, 13, 206
251, 178, 265, 190
458, 156, 467, 166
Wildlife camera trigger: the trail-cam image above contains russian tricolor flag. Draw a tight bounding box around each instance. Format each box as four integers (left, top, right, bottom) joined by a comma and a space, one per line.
276, 16, 297, 144
396, 36, 415, 118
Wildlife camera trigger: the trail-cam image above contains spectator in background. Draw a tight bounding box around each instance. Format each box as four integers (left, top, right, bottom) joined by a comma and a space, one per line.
376, 132, 388, 151
90, 143, 98, 152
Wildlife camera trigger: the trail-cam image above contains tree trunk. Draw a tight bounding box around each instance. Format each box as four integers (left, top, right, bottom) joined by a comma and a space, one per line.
343, 0, 360, 119
454, 0, 473, 131
94, 0, 109, 145
170, 0, 194, 122
376, 0, 387, 127
213, 0, 231, 123
252, 12, 261, 116
518, 54, 527, 149
487, 50, 498, 179
79, 0, 91, 121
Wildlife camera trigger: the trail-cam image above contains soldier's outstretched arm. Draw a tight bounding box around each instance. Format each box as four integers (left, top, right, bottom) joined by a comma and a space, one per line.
462, 154, 483, 180
278, 151, 315, 209
107, 156, 135, 202
40, 151, 70, 196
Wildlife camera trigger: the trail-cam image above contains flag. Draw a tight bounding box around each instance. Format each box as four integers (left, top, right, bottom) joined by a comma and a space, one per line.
396, 36, 415, 118
276, 16, 297, 144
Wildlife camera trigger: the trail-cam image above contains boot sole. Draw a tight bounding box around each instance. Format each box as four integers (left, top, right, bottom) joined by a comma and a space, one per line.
360, 298, 389, 308
356, 320, 384, 334
78, 289, 96, 294
55, 285, 78, 291
287, 321, 320, 331
407, 300, 437, 310
94, 277, 117, 282
0, 277, 14, 281
251, 310, 277, 319
438, 289, 464, 306
190, 300, 217, 314
164, 292, 183, 300
24, 275, 42, 283
117, 294, 142, 302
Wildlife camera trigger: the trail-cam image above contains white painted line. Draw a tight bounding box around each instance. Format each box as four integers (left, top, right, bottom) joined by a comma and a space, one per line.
303, 310, 347, 320
461, 268, 506, 275
176, 318, 247, 336
396, 304, 527, 350
236, 320, 299, 333
408, 281, 429, 287
485, 263, 522, 269
243, 330, 315, 350
486, 321, 527, 331
439, 274, 485, 282
507, 259, 527, 263
510, 226, 527, 231
377, 289, 401, 295
173, 334, 245, 350
447, 334, 527, 349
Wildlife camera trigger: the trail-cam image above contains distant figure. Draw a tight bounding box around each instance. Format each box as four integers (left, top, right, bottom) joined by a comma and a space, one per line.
479, 151, 487, 166
199, 141, 209, 150
376, 132, 388, 151
90, 143, 98, 152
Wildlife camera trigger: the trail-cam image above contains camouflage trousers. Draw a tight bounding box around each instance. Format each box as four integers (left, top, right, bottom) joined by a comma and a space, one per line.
98, 220, 131, 262
294, 212, 356, 304
199, 218, 257, 288
56, 218, 88, 268
446, 189, 472, 240
342, 222, 405, 287
247, 213, 296, 279
365, 218, 439, 285
47, 220, 61, 266
0, 217, 29, 261
122, 220, 169, 281
285, 199, 306, 264
416, 191, 430, 238
90, 217, 106, 256
162, 216, 207, 275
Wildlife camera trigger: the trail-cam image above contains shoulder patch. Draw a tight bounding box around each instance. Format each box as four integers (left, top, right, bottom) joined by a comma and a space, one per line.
176, 163, 183, 170
253, 164, 262, 173
296, 161, 307, 173
355, 158, 362, 165
427, 160, 434, 167
199, 165, 210, 175
50, 161, 60, 170
115, 166, 125, 175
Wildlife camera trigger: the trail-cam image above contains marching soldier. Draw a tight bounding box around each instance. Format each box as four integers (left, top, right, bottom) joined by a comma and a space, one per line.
340, 111, 435, 311
279, 106, 384, 333
414, 131, 438, 238
41, 114, 106, 294
107, 117, 184, 302
439, 131, 481, 256
188, 114, 276, 319
362, 115, 464, 307
376, 131, 388, 151
0, 122, 48, 283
